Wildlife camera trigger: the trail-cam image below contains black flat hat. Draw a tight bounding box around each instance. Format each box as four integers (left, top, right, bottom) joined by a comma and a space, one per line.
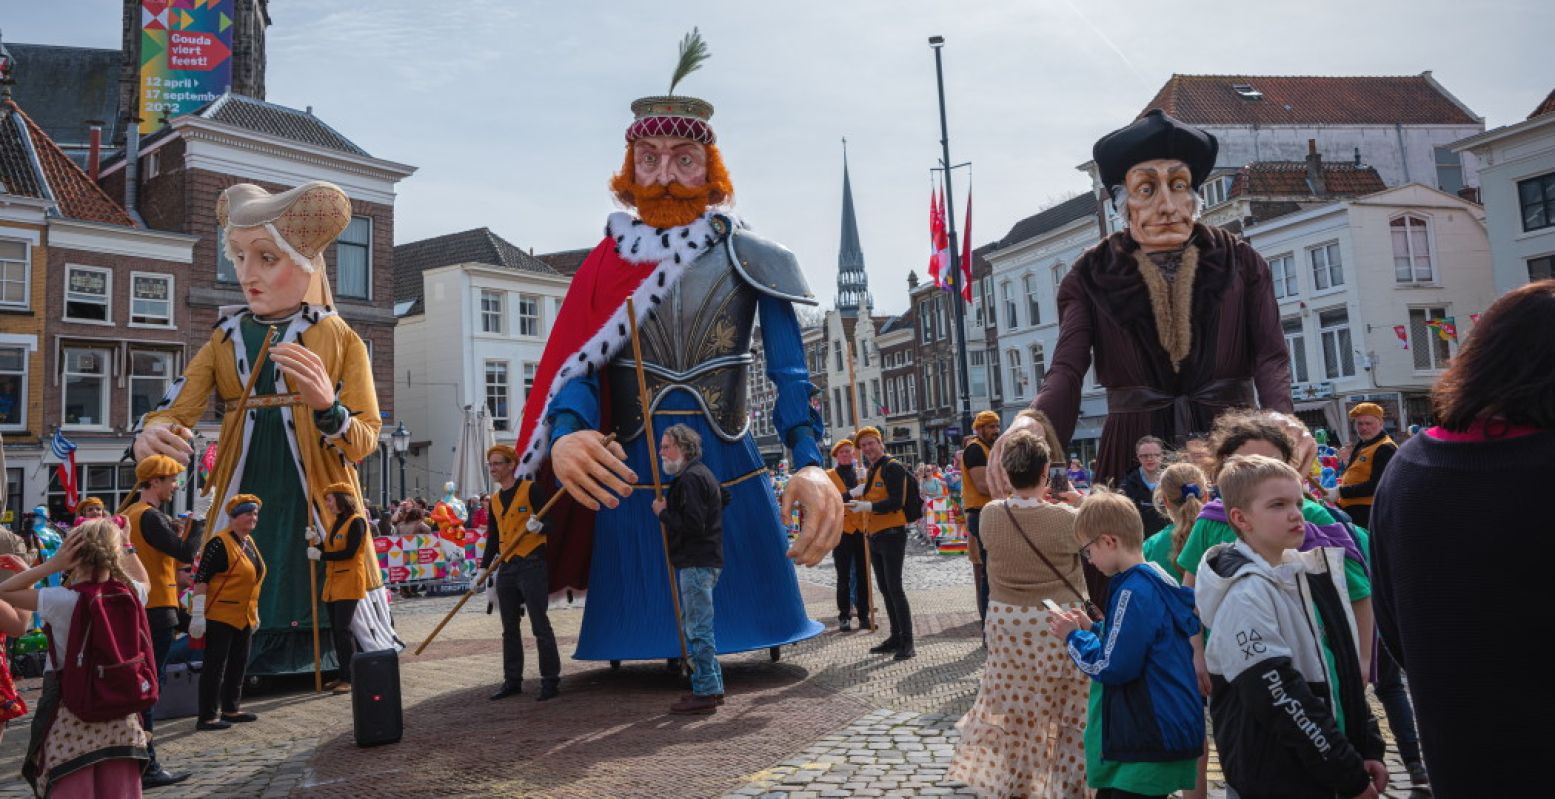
1094, 109, 1219, 191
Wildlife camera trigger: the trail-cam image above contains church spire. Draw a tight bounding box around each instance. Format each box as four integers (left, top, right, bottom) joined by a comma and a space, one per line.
836, 138, 872, 318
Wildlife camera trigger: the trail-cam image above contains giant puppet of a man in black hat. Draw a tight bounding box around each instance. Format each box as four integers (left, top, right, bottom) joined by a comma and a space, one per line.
994, 110, 1293, 495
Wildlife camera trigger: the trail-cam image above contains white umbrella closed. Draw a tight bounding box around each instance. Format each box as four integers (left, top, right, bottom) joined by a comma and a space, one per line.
450, 405, 493, 498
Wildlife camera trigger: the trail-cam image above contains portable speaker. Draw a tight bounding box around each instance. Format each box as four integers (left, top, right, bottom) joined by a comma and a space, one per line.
153, 661, 201, 721
350, 649, 403, 747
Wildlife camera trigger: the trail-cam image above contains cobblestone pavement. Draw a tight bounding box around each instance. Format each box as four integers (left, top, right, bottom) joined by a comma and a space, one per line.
0, 545, 1423, 798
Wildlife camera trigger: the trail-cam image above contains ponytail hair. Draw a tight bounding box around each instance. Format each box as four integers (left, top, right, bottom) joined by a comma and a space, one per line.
1153, 461, 1209, 564
72, 518, 135, 586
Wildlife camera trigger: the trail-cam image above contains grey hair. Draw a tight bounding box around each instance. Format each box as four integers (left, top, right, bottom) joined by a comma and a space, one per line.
662, 423, 702, 462
1108, 185, 1206, 230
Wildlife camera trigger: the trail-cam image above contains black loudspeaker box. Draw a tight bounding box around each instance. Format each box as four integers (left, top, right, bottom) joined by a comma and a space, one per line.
351, 649, 403, 747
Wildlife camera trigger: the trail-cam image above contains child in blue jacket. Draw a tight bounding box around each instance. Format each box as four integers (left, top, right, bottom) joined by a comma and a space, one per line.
1050, 488, 1203, 799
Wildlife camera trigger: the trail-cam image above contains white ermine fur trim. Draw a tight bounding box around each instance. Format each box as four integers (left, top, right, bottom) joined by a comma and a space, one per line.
512, 210, 737, 480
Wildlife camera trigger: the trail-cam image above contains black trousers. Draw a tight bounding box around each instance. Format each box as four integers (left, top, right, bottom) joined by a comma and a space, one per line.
495, 549, 560, 689
832, 533, 870, 623
199, 620, 252, 720
868, 527, 912, 644
968, 509, 989, 624
326, 598, 360, 682
143, 613, 176, 770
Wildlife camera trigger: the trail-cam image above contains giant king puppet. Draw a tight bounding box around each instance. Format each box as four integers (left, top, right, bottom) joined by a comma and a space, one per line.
515, 32, 842, 663
133, 181, 399, 674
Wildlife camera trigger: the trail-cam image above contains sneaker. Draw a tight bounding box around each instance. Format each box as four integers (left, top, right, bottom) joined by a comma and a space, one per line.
868, 637, 901, 654
837, 618, 852, 631
669, 694, 720, 715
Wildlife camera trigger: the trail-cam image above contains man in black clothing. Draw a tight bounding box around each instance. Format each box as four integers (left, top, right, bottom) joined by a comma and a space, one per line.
1117, 435, 1169, 538
849, 427, 915, 660
478, 444, 561, 702
961, 411, 1000, 625
652, 425, 730, 715
826, 439, 870, 630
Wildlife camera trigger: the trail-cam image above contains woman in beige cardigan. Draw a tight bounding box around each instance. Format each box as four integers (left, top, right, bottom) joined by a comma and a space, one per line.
950, 429, 1090, 799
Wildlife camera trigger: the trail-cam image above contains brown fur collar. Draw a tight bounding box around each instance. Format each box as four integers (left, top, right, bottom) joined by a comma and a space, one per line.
1131, 244, 1200, 373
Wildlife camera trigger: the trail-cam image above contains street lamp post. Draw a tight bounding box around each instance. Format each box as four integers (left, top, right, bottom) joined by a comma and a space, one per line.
391, 421, 410, 502
928, 35, 975, 440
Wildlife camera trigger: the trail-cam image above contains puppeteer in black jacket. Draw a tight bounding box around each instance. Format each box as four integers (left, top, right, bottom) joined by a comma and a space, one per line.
658, 459, 730, 569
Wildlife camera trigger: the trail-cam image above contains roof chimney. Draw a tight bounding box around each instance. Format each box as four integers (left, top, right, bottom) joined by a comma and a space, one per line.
907, 270, 920, 290
1305, 139, 1326, 196
1354, 147, 1362, 167
85, 120, 103, 182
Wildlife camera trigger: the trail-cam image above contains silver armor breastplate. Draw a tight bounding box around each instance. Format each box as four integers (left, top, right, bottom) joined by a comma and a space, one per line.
607, 245, 757, 443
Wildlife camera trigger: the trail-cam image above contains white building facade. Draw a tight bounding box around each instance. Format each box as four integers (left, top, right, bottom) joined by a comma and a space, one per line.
1453, 103, 1555, 292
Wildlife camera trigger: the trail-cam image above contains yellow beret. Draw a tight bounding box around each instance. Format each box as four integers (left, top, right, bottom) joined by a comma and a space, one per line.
830, 438, 854, 456
486, 444, 518, 463
135, 454, 185, 482
226, 493, 263, 516
974, 410, 1001, 429
853, 426, 882, 443
323, 481, 355, 497
1348, 402, 1385, 419
75, 497, 105, 514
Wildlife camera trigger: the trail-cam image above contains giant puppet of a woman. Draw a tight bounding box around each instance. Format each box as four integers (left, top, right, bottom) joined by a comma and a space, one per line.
133, 181, 399, 675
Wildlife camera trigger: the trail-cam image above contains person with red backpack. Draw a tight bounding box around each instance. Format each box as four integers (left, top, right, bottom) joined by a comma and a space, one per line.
0, 518, 158, 797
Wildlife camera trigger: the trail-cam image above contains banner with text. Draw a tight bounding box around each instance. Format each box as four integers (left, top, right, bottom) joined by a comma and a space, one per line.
138, 0, 236, 135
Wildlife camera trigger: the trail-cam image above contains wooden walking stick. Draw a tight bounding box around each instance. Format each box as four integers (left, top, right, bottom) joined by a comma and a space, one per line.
413, 480, 580, 656
307, 528, 322, 692
203, 325, 278, 496
844, 335, 877, 631
625, 297, 692, 675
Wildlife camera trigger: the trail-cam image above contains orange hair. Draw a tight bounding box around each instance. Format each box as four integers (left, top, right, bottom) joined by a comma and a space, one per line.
609, 143, 735, 210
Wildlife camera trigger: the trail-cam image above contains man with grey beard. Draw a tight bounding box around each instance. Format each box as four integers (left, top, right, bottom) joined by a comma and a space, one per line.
651, 424, 730, 715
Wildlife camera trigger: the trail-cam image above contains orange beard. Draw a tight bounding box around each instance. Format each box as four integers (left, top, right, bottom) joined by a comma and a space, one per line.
610, 143, 735, 229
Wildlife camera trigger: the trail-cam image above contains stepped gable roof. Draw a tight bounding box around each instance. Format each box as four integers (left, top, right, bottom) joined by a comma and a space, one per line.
1141, 73, 1479, 126
394, 227, 559, 304
1, 98, 135, 226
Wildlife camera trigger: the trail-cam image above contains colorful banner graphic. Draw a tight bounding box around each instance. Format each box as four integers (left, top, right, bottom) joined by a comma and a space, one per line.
139, 0, 236, 135
373, 529, 487, 586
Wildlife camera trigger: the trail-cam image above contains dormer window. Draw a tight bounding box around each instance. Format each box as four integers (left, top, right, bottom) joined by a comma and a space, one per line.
1232, 83, 1263, 100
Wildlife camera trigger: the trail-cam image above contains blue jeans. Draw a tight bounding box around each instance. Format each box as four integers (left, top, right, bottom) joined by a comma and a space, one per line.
678, 566, 724, 697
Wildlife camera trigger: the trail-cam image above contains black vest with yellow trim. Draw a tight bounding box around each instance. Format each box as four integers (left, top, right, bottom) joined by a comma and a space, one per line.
127, 501, 180, 610
493, 481, 543, 562
1339, 434, 1396, 510
961, 440, 993, 510
862, 457, 908, 530
322, 515, 369, 602
826, 466, 866, 534
207, 529, 265, 629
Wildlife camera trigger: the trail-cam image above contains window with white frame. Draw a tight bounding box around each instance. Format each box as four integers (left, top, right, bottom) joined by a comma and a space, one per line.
832, 387, 844, 427
1029, 343, 1045, 394
64, 266, 111, 323
49, 463, 135, 521
1006, 348, 1028, 399
0, 346, 26, 428
1052, 261, 1069, 290
1408, 307, 1453, 371
1520, 173, 1555, 233
935, 295, 947, 340
1282, 317, 1309, 384
968, 350, 987, 398
906, 379, 916, 412
1435, 147, 1463, 196
871, 378, 881, 415
1001, 282, 1017, 332
484, 360, 510, 431
1529, 255, 1555, 282
1391, 215, 1434, 283
886, 378, 897, 416
335, 216, 371, 299
522, 362, 537, 399
833, 339, 844, 370
1269, 253, 1298, 299
0, 240, 28, 307
1023, 274, 1041, 327
129, 273, 174, 327
128, 350, 174, 427
981, 276, 994, 328
860, 340, 869, 367
1318, 308, 1355, 379
480, 289, 504, 334
1200, 175, 1233, 208
518, 295, 539, 337
62, 347, 110, 428
1308, 241, 1343, 291
919, 300, 933, 342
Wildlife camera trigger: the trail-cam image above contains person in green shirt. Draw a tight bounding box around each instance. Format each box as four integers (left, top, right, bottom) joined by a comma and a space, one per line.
1141, 461, 1211, 583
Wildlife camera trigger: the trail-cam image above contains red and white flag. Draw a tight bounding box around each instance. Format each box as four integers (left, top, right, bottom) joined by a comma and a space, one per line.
959, 188, 974, 302
928, 188, 949, 288
1392, 325, 1409, 349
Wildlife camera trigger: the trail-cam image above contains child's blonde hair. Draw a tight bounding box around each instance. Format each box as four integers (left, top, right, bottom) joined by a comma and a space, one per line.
1153, 461, 1208, 563
1074, 486, 1144, 549
71, 518, 134, 585
1217, 454, 1303, 526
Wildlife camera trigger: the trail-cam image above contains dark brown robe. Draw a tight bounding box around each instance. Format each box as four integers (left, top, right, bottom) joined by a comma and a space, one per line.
1035, 223, 1293, 488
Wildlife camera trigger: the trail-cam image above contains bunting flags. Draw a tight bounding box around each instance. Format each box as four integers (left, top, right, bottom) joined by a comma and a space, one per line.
1425, 317, 1459, 343
49, 430, 79, 512
1392, 325, 1409, 349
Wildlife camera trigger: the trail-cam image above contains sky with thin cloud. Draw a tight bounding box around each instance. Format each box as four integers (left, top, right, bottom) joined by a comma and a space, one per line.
8, 0, 1550, 315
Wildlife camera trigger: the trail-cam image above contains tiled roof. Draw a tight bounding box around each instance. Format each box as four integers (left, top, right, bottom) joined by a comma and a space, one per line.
0, 109, 45, 198
393, 227, 559, 302
1229, 161, 1387, 198
1141, 74, 1479, 126
1, 99, 135, 226
5, 44, 124, 154
996, 193, 1096, 248
535, 248, 592, 277
1531, 88, 1555, 120
195, 94, 370, 156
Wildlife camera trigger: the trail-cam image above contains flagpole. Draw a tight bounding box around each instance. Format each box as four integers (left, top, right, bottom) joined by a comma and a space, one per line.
929, 36, 975, 443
